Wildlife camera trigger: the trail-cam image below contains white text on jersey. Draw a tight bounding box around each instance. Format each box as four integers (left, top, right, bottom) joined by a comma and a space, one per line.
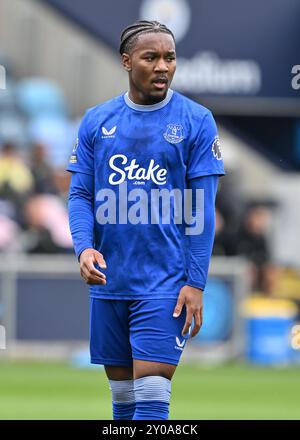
108, 154, 167, 185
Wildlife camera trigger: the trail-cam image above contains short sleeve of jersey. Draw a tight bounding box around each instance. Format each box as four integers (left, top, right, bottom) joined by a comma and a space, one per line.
187, 111, 225, 179
66, 109, 97, 175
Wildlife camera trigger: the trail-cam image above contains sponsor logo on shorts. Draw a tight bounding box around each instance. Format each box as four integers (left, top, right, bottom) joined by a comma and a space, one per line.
174, 327, 191, 350
174, 336, 186, 351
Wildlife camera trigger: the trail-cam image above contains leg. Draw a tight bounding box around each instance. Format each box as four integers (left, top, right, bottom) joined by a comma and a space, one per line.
104, 365, 133, 380
133, 359, 176, 380
90, 299, 135, 419
104, 365, 136, 420
132, 360, 177, 420
129, 299, 188, 420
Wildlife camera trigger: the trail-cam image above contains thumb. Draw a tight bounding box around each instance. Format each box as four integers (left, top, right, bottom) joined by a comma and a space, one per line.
95, 252, 106, 269
173, 297, 184, 318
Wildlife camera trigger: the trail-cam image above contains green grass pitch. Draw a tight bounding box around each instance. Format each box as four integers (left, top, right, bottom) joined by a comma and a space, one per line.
0, 360, 299, 419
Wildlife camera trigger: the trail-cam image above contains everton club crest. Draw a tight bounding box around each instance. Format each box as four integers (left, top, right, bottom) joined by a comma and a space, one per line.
164, 124, 184, 144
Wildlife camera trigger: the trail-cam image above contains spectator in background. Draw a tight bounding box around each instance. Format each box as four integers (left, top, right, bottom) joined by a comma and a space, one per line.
0, 142, 73, 254
0, 142, 34, 227
24, 194, 73, 253
0, 214, 21, 252
212, 169, 243, 257
213, 208, 237, 256
0, 142, 33, 201
236, 202, 276, 294
30, 143, 58, 194
215, 169, 243, 238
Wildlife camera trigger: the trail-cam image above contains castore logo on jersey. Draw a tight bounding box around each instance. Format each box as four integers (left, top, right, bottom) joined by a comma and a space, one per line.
102, 126, 117, 138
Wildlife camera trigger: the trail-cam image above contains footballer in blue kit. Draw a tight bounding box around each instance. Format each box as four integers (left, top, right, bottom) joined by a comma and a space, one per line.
67, 20, 225, 420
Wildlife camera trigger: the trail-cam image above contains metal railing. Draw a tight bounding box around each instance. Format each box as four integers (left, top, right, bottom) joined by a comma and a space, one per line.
0, 254, 250, 362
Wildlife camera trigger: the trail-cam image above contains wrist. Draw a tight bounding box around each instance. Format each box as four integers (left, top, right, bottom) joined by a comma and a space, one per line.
78, 247, 94, 261
185, 282, 204, 293
184, 283, 203, 295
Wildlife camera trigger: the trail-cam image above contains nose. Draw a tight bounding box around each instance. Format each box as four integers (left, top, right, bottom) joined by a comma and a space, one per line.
154, 58, 168, 72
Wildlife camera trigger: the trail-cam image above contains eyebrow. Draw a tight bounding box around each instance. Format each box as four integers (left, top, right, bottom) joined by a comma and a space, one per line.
141, 50, 176, 55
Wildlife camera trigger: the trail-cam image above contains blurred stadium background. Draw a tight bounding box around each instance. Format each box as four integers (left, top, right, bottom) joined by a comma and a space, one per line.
0, 0, 300, 420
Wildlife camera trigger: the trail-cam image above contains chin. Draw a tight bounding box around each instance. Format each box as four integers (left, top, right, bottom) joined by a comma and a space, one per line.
148, 89, 168, 103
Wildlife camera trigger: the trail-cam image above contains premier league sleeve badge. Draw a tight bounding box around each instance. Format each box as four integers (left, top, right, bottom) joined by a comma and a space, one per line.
212, 136, 222, 160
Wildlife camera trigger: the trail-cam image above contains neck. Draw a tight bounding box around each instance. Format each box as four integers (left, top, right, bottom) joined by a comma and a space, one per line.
128, 88, 168, 106
124, 89, 173, 112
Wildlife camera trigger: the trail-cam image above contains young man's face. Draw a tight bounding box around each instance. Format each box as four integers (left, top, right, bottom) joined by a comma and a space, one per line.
122, 32, 176, 105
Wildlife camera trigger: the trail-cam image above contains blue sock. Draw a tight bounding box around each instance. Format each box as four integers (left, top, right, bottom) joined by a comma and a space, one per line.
112, 401, 136, 420
132, 376, 171, 420
109, 379, 136, 420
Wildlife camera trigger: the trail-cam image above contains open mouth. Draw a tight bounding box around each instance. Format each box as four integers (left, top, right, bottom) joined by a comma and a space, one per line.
152, 78, 168, 89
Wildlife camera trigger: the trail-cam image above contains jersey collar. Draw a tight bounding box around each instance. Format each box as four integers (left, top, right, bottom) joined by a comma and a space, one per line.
124, 89, 173, 112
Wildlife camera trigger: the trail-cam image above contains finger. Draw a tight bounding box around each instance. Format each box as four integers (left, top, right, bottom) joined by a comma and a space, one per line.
190, 310, 201, 338
81, 265, 106, 281
181, 311, 193, 336
83, 261, 106, 279
173, 297, 184, 317
80, 267, 106, 284
95, 253, 107, 269
89, 266, 106, 279
86, 276, 107, 285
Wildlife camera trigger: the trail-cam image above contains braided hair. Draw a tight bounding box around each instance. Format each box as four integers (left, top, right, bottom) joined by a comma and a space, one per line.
119, 20, 175, 55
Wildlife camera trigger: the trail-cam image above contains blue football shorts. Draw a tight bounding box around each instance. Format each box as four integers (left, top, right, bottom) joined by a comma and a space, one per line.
90, 297, 191, 366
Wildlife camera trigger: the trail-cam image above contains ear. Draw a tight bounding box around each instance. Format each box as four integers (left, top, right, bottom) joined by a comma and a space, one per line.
122, 53, 132, 72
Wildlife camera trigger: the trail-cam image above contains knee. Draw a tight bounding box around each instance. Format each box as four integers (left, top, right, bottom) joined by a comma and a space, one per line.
134, 375, 171, 403
132, 376, 172, 420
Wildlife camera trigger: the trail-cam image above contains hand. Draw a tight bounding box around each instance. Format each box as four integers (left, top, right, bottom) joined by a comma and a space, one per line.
173, 285, 203, 338
79, 248, 107, 285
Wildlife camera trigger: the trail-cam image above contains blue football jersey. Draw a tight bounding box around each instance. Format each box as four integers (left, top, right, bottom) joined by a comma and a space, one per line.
67, 89, 225, 300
